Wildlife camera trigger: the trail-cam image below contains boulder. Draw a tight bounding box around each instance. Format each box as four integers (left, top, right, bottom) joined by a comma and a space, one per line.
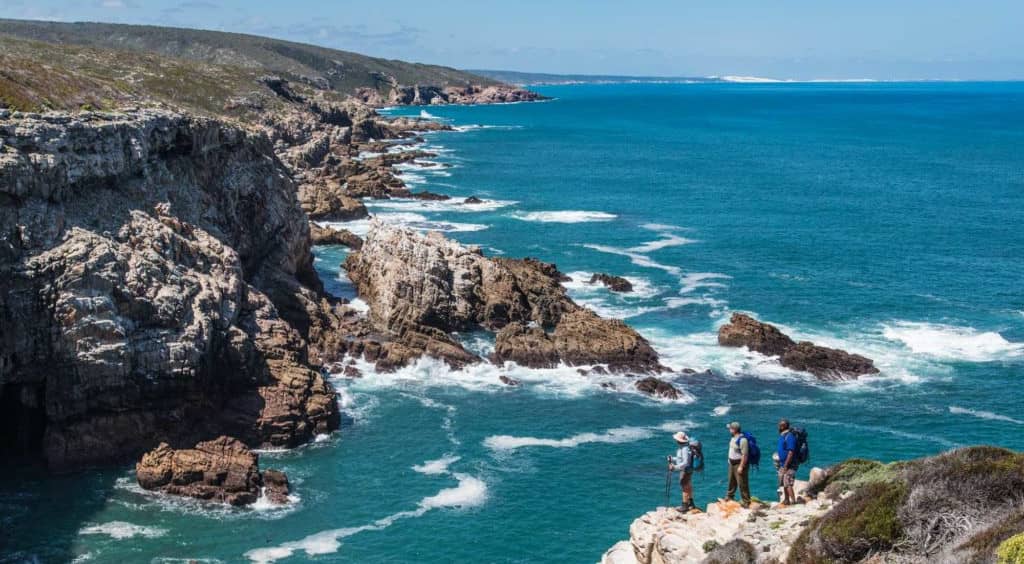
634, 377, 680, 400
309, 223, 363, 249
590, 273, 634, 292
463, 196, 484, 204
499, 375, 520, 386
717, 313, 878, 381
409, 191, 450, 201
136, 437, 290, 506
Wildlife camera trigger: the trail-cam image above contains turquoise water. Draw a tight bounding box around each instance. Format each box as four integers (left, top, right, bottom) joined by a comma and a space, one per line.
3, 82, 1024, 562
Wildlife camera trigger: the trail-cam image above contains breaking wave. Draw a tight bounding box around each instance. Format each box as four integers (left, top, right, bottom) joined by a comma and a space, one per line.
512, 210, 617, 223
881, 321, 1024, 362
79, 521, 167, 540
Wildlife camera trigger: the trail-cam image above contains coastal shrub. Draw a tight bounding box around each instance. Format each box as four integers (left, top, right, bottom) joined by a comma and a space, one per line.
817, 480, 908, 561
997, 533, 1024, 564
955, 510, 1024, 563
786, 516, 827, 564
703, 539, 757, 564
807, 458, 900, 499
900, 447, 1024, 556
702, 539, 720, 553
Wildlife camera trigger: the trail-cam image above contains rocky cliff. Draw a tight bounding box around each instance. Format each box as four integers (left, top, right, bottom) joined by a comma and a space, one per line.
0, 109, 340, 469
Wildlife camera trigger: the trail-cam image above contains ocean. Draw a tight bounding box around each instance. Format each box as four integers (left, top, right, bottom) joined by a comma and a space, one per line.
3, 82, 1023, 563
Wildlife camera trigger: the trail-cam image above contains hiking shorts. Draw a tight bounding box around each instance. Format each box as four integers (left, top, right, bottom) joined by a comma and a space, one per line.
679, 470, 693, 490
778, 467, 797, 488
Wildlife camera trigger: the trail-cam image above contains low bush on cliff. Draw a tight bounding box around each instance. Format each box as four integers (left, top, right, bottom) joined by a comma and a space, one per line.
997, 533, 1024, 564
703, 539, 757, 564
790, 446, 1024, 563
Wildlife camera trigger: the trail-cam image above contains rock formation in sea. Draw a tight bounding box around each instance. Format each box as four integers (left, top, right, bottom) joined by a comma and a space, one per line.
590, 273, 634, 292
135, 436, 290, 506
633, 377, 680, 400
0, 109, 341, 469
602, 446, 1024, 563
718, 313, 878, 381
343, 220, 664, 373
309, 223, 363, 249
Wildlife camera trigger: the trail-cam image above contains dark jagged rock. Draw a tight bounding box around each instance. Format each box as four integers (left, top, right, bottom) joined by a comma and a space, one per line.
634, 377, 680, 400
463, 196, 484, 204
135, 437, 290, 506
309, 223, 363, 249
717, 313, 878, 381
499, 375, 520, 386
409, 191, 451, 201
589, 273, 634, 292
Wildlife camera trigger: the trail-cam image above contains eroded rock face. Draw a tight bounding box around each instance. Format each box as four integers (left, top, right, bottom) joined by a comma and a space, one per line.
343, 221, 662, 372
136, 437, 289, 506
0, 110, 339, 468
717, 313, 878, 381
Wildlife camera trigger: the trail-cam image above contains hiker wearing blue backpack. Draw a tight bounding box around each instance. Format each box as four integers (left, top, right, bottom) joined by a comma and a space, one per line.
777, 419, 803, 506
725, 421, 758, 508
667, 431, 703, 511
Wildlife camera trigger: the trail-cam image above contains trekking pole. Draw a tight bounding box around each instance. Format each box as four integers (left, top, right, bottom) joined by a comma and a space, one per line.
665, 460, 672, 507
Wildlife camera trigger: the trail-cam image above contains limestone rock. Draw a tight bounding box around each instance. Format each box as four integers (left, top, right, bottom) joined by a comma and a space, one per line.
344, 221, 662, 372
0, 109, 339, 468
717, 313, 878, 381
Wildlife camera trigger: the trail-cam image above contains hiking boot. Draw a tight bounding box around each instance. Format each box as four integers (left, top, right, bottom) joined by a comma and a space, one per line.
740, 501, 750, 509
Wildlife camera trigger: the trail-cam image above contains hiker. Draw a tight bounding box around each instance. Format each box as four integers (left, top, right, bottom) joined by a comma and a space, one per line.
725, 421, 752, 508
667, 432, 697, 511
777, 419, 799, 505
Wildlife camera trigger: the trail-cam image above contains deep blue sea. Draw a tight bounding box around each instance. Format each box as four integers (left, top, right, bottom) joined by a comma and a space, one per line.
3, 82, 1024, 563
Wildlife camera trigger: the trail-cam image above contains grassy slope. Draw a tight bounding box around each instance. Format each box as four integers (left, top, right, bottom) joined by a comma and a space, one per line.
0, 18, 500, 114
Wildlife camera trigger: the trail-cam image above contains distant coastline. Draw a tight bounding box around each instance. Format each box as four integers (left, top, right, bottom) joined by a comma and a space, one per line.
467, 69, 1008, 86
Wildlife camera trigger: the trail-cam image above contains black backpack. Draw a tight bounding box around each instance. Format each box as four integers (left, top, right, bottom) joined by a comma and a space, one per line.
792, 427, 810, 464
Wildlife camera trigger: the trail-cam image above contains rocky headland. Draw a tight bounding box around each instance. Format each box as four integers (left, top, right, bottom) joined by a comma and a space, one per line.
343, 221, 665, 373
718, 313, 879, 381
602, 446, 1024, 563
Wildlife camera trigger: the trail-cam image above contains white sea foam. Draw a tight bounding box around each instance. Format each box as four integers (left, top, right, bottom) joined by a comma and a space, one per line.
713, 405, 731, 416
79, 521, 168, 540
319, 212, 487, 236
629, 232, 698, 253
484, 419, 704, 452
340, 353, 694, 402
949, 406, 1024, 425
245, 473, 487, 563
365, 197, 516, 213
347, 298, 370, 314
561, 271, 667, 319
251, 488, 301, 512
513, 210, 617, 223
484, 426, 654, 451
412, 455, 462, 475
419, 110, 441, 120
453, 124, 524, 132
881, 321, 1023, 362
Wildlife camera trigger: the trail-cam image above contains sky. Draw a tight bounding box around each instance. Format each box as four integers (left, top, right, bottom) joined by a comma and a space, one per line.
3, 0, 1023, 80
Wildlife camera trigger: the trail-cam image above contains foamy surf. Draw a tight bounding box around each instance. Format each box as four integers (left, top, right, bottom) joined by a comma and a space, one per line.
484, 419, 704, 452
412, 455, 462, 475
365, 197, 516, 213
79, 521, 167, 540
949, 406, 1024, 425
244, 473, 487, 563
881, 321, 1024, 362
513, 210, 617, 223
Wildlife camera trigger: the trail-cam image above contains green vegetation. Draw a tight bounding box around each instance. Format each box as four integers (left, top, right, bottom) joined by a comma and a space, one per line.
818, 480, 908, 558
702, 539, 720, 553
0, 18, 496, 97
998, 533, 1024, 564
959, 512, 1024, 563
806, 457, 902, 499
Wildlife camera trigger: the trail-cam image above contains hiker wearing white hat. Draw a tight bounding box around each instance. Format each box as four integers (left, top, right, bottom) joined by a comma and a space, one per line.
667, 431, 701, 511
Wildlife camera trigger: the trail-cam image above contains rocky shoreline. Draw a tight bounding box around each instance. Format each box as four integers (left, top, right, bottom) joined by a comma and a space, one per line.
0, 65, 550, 479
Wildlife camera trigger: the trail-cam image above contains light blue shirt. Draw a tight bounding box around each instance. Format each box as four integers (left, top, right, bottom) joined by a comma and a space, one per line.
670, 445, 692, 473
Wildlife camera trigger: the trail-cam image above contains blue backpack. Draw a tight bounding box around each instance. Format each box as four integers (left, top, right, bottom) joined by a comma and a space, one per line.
690, 440, 705, 472
736, 432, 761, 468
